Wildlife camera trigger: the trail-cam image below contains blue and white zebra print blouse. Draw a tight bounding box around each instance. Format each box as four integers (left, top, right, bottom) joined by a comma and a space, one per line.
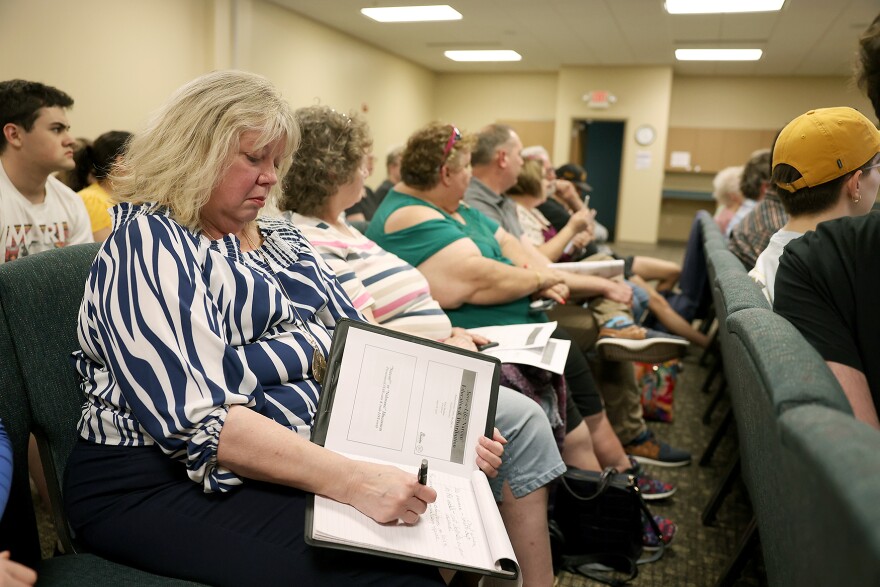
72, 203, 362, 493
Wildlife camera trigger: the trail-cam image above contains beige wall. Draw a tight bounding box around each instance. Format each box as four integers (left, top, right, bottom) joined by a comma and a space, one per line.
555, 66, 674, 244
433, 73, 558, 133
0, 0, 213, 139
244, 1, 436, 185
0, 0, 434, 187
669, 76, 874, 130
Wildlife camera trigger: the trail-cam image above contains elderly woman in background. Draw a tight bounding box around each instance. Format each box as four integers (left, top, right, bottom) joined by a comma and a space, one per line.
63, 71, 504, 587
366, 121, 677, 550
283, 104, 570, 587
711, 165, 745, 234
725, 149, 772, 238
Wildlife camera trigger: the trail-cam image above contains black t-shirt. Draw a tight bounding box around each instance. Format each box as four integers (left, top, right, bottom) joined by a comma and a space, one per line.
345, 186, 380, 221
773, 213, 880, 411
537, 198, 571, 232
536, 198, 602, 259
373, 179, 394, 205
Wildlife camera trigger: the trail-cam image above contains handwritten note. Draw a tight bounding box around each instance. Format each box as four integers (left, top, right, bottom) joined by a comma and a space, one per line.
313, 468, 493, 567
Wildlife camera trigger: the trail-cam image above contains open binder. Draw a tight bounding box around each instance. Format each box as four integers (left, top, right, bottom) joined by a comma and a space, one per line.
306, 319, 520, 584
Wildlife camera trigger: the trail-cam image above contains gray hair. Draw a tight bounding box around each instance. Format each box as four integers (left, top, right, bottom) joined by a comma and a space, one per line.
712, 166, 744, 207
471, 124, 514, 166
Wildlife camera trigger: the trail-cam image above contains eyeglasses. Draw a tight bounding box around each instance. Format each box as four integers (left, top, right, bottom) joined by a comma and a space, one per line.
863, 157, 880, 173
440, 125, 461, 168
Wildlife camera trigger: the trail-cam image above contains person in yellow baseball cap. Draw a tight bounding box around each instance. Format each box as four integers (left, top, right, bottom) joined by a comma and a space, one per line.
770, 106, 880, 431
750, 106, 880, 303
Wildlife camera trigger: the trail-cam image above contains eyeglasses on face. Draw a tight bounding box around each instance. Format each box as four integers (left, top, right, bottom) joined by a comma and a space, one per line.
863, 155, 880, 173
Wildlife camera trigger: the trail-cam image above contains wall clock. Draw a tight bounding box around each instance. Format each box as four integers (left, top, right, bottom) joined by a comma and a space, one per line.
635, 124, 656, 146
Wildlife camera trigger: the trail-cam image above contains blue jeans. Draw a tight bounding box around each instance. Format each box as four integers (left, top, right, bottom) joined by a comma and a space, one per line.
489, 386, 567, 501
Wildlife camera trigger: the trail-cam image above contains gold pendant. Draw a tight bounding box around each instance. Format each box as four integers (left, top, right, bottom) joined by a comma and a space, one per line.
313, 349, 327, 384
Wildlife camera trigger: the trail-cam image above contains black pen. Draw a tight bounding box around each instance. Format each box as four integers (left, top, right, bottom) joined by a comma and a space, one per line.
418, 459, 428, 485
477, 341, 499, 352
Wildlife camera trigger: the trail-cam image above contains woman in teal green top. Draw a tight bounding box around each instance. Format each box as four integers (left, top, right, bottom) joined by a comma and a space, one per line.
366, 128, 568, 330
368, 189, 548, 328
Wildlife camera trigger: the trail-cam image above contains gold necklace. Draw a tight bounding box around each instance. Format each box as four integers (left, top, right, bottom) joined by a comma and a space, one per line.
222, 226, 328, 384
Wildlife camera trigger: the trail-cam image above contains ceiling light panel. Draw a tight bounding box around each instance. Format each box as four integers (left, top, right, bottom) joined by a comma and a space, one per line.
675, 48, 763, 61
444, 50, 522, 62
361, 5, 462, 23
665, 0, 784, 14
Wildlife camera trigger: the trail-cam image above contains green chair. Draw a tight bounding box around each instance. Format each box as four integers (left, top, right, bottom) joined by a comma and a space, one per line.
779, 404, 880, 586
0, 245, 204, 585
0, 243, 100, 555
700, 271, 772, 585
696, 212, 736, 375
706, 247, 747, 286
698, 209, 726, 254
700, 263, 770, 466
0, 300, 42, 569
722, 308, 850, 587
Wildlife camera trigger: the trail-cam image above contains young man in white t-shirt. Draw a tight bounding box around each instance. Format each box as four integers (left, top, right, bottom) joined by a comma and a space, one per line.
0, 79, 92, 264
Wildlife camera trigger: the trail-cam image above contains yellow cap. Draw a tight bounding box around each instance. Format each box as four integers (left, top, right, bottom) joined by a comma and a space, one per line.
773, 107, 880, 193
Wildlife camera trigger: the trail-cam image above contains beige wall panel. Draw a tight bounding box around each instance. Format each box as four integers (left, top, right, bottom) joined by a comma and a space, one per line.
433, 73, 558, 134
718, 129, 771, 170
659, 199, 712, 242
0, 0, 212, 139
694, 130, 724, 174
554, 66, 674, 244
669, 76, 874, 130
665, 128, 698, 171
245, 1, 436, 188
497, 120, 556, 159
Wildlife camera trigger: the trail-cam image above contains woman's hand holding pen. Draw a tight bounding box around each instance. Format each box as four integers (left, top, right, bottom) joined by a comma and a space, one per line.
345, 461, 437, 525
475, 428, 506, 478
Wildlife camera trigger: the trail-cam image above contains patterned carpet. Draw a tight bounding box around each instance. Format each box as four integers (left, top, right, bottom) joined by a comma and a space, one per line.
553, 239, 768, 587
556, 347, 768, 587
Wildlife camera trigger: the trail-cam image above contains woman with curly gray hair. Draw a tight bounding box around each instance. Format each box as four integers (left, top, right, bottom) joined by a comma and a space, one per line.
281, 106, 373, 218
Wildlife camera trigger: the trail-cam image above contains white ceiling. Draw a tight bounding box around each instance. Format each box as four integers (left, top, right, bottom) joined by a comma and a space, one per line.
268, 0, 880, 76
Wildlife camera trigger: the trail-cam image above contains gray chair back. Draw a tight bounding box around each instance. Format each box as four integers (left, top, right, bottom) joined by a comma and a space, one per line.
0, 300, 42, 567
0, 243, 100, 553
779, 404, 880, 586
713, 265, 769, 319
725, 308, 850, 586
708, 252, 769, 376
698, 209, 726, 255
706, 247, 747, 292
